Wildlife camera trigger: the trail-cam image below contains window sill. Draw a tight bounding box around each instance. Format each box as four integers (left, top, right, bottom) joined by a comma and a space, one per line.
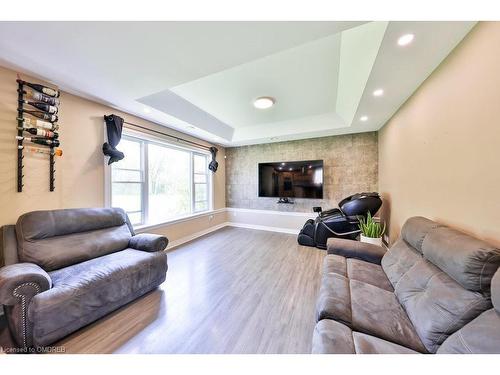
134, 208, 225, 233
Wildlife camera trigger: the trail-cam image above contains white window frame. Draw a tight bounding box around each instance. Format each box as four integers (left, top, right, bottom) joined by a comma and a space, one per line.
104, 128, 214, 229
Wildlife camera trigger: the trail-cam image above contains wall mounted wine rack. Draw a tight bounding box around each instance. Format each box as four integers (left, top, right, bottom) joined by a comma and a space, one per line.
16, 77, 61, 192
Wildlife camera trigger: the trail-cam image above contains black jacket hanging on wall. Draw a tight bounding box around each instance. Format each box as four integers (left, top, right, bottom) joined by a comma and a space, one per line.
208, 147, 218, 172
103, 114, 125, 165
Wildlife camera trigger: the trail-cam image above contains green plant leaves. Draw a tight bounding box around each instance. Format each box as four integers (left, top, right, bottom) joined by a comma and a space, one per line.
358, 211, 385, 238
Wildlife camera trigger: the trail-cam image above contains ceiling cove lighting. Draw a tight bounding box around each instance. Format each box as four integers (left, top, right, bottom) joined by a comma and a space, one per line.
373, 89, 384, 97
398, 33, 415, 46
360, 116, 368, 122
253, 96, 275, 109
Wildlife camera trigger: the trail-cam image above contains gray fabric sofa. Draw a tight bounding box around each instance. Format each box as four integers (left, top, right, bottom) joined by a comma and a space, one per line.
313, 216, 500, 354
0, 208, 168, 349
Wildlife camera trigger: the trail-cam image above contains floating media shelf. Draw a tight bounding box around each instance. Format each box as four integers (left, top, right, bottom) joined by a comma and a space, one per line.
16, 78, 61, 192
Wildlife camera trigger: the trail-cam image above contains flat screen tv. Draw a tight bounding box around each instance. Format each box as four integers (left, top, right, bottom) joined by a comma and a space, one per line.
258, 160, 323, 199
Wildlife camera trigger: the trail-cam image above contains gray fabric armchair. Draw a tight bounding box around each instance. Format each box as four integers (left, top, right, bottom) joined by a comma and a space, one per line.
313, 216, 500, 354
0, 208, 168, 349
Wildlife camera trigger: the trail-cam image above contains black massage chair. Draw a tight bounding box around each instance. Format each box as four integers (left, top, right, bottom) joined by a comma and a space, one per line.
297, 192, 382, 249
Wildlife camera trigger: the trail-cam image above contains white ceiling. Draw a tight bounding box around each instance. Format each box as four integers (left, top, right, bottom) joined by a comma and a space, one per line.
0, 21, 476, 146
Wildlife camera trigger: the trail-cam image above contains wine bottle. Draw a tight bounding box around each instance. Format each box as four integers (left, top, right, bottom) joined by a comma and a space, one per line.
16, 136, 60, 147
20, 109, 58, 123
19, 80, 60, 98
18, 145, 62, 156
20, 100, 58, 114
20, 88, 60, 106
18, 127, 58, 138
17, 117, 58, 131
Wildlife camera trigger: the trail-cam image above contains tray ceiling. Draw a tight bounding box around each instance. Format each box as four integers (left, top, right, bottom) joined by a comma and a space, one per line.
0, 21, 476, 146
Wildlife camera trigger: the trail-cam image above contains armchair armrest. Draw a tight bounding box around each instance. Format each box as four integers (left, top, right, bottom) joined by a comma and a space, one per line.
0, 263, 52, 306
326, 238, 386, 265
0, 263, 51, 348
129, 233, 168, 252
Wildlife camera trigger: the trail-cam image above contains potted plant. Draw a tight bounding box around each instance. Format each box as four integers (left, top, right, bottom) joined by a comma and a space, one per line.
358, 211, 386, 246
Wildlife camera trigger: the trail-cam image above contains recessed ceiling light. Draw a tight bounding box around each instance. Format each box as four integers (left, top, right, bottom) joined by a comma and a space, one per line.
360, 116, 368, 122
373, 89, 384, 97
254, 96, 275, 109
289, 168, 293, 171
398, 33, 415, 46
143, 107, 151, 114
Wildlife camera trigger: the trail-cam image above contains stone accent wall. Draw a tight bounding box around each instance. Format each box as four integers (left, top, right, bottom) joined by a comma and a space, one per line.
225, 132, 378, 212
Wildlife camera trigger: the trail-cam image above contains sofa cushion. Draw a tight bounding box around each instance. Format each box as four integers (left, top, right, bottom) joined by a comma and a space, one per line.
316, 275, 426, 352
16, 208, 134, 271
347, 258, 393, 292
312, 318, 355, 354
381, 238, 422, 288
312, 319, 418, 354
349, 279, 426, 352
28, 248, 168, 347
437, 270, 500, 354
395, 259, 491, 353
422, 226, 500, 292
437, 309, 500, 354
316, 272, 352, 325
322, 254, 347, 277
401, 216, 443, 253
352, 331, 419, 354
323, 255, 393, 291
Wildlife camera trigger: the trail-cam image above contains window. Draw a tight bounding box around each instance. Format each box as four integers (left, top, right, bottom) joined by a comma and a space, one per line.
110, 134, 211, 227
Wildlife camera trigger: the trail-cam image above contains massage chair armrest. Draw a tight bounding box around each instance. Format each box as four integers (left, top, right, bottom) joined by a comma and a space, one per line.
129, 233, 169, 253
326, 238, 386, 265
0, 263, 52, 306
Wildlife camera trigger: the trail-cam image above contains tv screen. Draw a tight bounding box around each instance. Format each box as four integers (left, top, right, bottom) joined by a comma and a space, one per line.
258, 160, 323, 199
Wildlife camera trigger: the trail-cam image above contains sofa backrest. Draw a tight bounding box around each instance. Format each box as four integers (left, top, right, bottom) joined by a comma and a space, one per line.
16, 208, 134, 272
381, 217, 440, 287
437, 269, 500, 353
381, 216, 500, 353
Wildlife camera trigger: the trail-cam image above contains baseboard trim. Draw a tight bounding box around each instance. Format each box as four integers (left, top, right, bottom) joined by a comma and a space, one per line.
166, 222, 229, 250
227, 222, 300, 235
226, 207, 315, 218
165, 207, 311, 250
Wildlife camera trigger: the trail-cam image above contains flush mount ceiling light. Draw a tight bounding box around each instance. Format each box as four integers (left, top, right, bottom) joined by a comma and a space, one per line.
398, 33, 415, 46
253, 96, 275, 109
360, 116, 368, 122
373, 89, 384, 97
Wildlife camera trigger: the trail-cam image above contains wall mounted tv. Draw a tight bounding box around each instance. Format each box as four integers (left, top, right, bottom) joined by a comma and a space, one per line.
258, 160, 323, 199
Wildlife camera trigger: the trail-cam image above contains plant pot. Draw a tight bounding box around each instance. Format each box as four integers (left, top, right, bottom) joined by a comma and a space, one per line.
360, 235, 382, 247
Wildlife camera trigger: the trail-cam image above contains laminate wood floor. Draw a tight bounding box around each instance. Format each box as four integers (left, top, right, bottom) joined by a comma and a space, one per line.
0, 227, 325, 354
